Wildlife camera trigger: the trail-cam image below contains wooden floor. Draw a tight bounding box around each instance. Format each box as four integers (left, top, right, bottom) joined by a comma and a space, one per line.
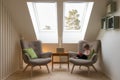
6, 64, 110, 80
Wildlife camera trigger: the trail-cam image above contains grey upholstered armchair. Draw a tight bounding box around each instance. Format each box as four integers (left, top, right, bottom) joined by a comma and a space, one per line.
69, 40, 101, 73
20, 40, 52, 75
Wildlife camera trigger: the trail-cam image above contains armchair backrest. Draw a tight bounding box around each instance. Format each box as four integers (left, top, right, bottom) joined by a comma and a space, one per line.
78, 40, 88, 53
91, 54, 97, 63
20, 40, 43, 62
29, 41, 42, 57
20, 40, 31, 64
78, 40, 101, 54
20, 40, 30, 49
21, 40, 42, 57
89, 40, 101, 53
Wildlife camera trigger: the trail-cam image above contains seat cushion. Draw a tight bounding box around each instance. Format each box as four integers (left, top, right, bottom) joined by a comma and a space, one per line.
69, 58, 92, 65
29, 41, 42, 58
30, 58, 51, 65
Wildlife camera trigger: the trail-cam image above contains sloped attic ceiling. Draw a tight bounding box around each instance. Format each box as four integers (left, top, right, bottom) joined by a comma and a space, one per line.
4, 0, 107, 41
4, 0, 36, 40
84, 0, 107, 41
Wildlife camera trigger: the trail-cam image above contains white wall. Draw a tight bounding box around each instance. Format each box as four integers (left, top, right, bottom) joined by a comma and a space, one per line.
0, 0, 21, 80
84, 0, 107, 41
97, 0, 120, 80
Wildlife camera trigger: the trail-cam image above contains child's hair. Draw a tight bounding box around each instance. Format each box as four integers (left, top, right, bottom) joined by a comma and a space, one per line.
84, 44, 90, 49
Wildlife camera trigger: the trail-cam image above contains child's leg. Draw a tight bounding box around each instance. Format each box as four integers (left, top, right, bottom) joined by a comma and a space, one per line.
76, 54, 82, 59
81, 55, 88, 59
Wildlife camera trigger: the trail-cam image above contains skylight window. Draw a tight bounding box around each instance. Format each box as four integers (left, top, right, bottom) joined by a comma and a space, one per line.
27, 1, 94, 44
63, 2, 94, 43
27, 2, 58, 43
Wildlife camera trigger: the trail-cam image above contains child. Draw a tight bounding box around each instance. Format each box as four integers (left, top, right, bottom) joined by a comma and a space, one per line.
76, 44, 90, 59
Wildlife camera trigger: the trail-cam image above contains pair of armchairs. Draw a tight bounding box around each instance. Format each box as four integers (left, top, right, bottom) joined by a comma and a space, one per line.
69, 40, 101, 73
20, 40, 52, 76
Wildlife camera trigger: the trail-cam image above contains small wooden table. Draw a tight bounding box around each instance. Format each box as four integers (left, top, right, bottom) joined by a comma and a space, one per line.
52, 53, 69, 70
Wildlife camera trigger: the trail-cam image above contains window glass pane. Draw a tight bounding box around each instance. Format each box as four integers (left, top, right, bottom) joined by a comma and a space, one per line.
36, 3, 57, 31
63, 2, 93, 43
64, 2, 87, 31
27, 2, 58, 43
35, 3, 58, 43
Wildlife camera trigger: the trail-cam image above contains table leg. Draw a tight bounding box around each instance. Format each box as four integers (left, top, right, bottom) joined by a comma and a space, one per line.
52, 55, 53, 71
59, 55, 62, 68
68, 56, 69, 70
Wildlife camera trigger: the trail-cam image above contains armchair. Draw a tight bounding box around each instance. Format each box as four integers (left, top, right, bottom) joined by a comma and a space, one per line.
69, 40, 101, 73
20, 40, 52, 75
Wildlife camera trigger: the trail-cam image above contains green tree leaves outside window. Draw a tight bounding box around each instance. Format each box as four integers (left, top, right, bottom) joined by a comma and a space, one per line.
65, 9, 80, 30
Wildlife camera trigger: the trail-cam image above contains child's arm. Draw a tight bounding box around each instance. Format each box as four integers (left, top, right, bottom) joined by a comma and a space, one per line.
83, 50, 90, 56
78, 51, 83, 56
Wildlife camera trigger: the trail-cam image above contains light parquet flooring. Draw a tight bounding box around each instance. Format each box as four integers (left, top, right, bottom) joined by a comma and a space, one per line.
6, 64, 110, 80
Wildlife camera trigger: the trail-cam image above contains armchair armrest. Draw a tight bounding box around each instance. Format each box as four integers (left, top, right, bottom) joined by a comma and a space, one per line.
40, 52, 52, 58
22, 53, 31, 64
68, 51, 78, 58
24, 53, 31, 59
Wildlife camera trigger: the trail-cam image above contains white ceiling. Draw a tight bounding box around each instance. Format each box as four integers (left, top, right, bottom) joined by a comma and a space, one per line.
4, 0, 107, 41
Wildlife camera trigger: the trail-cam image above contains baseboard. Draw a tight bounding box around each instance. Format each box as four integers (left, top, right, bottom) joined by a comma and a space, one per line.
98, 69, 111, 80
103, 71, 112, 80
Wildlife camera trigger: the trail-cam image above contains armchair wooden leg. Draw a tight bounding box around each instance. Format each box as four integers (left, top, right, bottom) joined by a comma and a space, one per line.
46, 64, 50, 73
71, 64, 75, 73
79, 65, 81, 70
23, 64, 29, 72
87, 66, 90, 74
92, 65, 97, 72
39, 66, 42, 69
31, 66, 33, 77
